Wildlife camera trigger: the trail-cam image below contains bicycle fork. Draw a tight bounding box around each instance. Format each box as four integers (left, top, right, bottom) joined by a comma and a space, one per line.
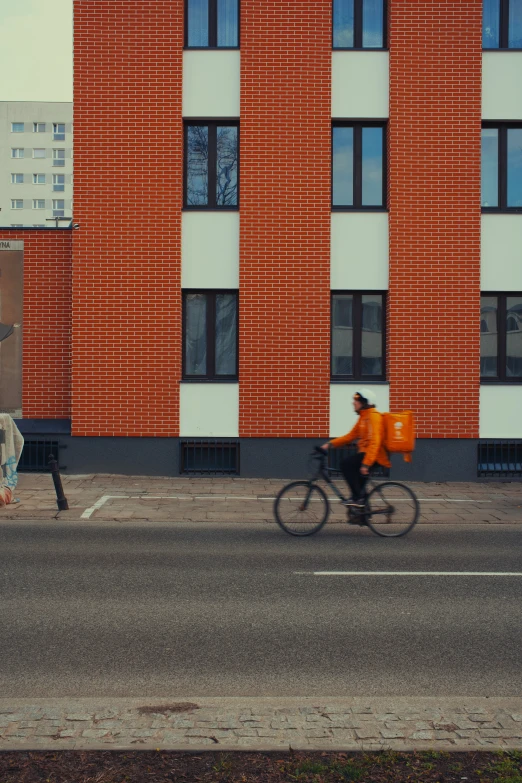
299, 483, 315, 512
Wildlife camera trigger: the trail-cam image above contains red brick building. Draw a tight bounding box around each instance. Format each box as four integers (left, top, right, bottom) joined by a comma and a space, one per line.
1, 0, 521, 480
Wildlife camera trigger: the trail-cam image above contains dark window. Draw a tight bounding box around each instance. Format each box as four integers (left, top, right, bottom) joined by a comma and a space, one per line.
482, 124, 522, 210
331, 292, 386, 380
184, 122, 238, 209
483, 0, 522, 48
18, 440, 63, 472
333, 0, 386, 49
332, 122, 386, 209
478, 440, 522, 477
481, 293, 522, 381
180, 440, 240, 474
183, 291, 238, 380
186, 0, 239, 47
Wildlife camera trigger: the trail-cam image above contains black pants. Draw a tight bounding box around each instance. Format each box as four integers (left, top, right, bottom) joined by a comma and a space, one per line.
340, 452, 371, 500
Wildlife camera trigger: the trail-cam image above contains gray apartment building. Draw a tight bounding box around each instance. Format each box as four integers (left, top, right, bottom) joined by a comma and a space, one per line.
0, 102, 73, 228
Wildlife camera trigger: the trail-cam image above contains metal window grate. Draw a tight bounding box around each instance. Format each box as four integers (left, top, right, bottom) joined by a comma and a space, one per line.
328, 444, 389, 478
328, 445, 352, 473
18, 439, 63, 472
478, 440, 522, 478
180, 440, 240, 475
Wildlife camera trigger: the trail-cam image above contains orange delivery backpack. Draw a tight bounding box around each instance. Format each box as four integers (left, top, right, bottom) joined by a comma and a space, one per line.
382, 410, 415, 463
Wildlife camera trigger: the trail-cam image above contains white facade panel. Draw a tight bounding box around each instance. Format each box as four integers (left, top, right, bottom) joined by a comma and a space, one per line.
182, 212, 239, 288
183, 51, 240, 117
331, 212, 389, 289
330, 383, 390, 437
180, 383, 239, 437
480, 385, 522, 438
481, 214, 522, 290
482, 52, 522, 119
332, 51, 389, 118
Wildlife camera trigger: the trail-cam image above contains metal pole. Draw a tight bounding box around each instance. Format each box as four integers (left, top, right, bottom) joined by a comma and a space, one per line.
48, 453, 69, 511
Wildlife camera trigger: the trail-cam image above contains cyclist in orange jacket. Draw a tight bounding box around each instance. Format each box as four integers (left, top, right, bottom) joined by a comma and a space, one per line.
322, 388, 390, 507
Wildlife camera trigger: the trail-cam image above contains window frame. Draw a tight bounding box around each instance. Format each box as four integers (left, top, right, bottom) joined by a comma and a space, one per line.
32, 199, 46, 210
11, 149, 24, 159
182, 289, 239, 381
332, 120, 387, 210
332, 0, 388, 50
185, 0, 240, 48
11, 122, 24, 133
33, 122, 46, 133
11, 200, 24, 210
33, 174, 46, 185
481, 292, 522, 383
331, 290, 387, 381
52, 174, 65, 191
482, 122, 522, 212
52, 148, 66, 166
183, 120, 239, 210
483, 0, 522, 49
11, 173, 24, 184
53, 122, 66, 140
52, 199, 65, 217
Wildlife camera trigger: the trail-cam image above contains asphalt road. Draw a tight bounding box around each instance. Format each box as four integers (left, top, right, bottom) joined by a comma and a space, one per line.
0, 521, 521, 698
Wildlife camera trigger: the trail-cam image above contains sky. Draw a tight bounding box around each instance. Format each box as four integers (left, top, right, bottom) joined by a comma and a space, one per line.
0, 0, 73, 102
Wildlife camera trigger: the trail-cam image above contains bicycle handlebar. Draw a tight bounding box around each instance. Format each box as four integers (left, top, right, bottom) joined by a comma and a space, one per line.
313, 446, 328, 456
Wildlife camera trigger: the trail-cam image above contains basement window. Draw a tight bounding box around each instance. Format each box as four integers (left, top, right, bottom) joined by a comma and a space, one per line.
180, 440, 240, 475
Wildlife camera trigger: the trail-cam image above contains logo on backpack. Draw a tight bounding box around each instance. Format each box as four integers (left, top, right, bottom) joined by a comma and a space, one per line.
382, 411, 415, 462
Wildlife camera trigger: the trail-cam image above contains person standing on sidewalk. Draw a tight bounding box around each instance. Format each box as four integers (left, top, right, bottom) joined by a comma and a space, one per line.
321, 388, 390, 507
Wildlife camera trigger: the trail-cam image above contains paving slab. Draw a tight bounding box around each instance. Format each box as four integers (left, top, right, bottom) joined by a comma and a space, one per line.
0, 697, 521, 752
1, 473, 521, 524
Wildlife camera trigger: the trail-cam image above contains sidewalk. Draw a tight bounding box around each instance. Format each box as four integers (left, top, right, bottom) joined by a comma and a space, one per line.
1, 697, 521, 752
1, 472, 522, 524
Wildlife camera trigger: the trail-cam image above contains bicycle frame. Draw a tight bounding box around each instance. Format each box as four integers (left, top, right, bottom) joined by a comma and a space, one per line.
310, 451, 377, 503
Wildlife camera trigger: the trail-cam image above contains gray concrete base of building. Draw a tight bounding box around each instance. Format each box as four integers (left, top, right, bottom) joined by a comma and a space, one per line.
17, 428, 493, 482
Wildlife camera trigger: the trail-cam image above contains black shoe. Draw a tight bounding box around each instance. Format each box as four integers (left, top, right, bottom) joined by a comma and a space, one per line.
342, 497, 366, 508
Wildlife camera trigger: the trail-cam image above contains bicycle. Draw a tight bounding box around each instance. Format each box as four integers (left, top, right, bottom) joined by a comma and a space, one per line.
274, 446, 419, 538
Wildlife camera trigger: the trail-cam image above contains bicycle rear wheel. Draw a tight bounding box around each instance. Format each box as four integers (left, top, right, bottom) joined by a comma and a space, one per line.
365, 481, 419, 538
274, 481, 329, 536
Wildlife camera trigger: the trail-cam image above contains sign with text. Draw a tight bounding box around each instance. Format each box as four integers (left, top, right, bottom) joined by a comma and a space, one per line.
0, 250, 23, 415
0, 241, 24, 252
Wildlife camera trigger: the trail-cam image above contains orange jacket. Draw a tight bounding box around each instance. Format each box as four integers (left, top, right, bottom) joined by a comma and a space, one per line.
330, 407, 391, 468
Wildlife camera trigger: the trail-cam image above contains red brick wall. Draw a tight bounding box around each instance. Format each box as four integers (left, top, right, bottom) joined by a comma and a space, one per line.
73, 0, 183, 437
239, 1, 331, 438
0, 230, 72, 419
388, 1, 482, 438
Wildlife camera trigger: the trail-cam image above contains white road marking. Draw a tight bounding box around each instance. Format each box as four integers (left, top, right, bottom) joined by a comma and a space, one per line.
296, 571, 522, 577
83, 494, 492, 504
79, 493, 496, 520
416, 499, 492, 503
80, 495, 127, 519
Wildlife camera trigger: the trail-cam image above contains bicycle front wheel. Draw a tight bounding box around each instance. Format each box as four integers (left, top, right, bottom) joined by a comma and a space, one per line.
365, 481, 419, 538
274, 481, 329, 536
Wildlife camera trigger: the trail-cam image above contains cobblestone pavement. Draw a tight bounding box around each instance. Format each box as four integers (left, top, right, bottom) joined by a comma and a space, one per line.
1, 473, 522, 523
0, 698, 521, 751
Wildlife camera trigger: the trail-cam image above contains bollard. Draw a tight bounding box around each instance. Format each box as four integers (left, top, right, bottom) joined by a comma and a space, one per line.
48, 453, 69, 511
